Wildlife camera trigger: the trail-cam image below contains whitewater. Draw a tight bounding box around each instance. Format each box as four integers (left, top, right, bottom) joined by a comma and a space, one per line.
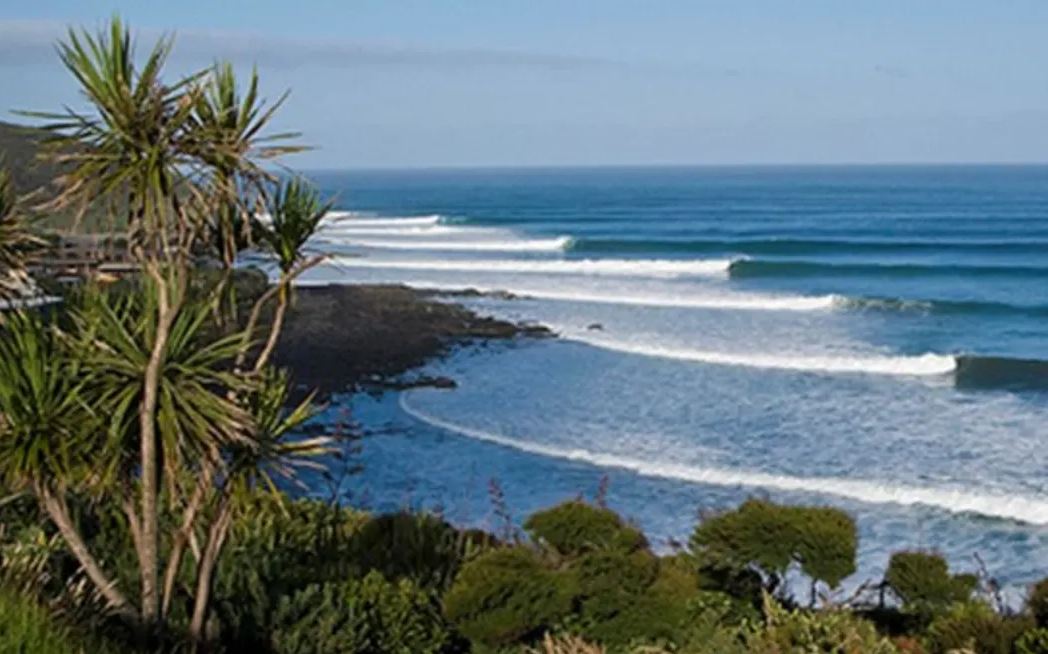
301, 166, 1048, 587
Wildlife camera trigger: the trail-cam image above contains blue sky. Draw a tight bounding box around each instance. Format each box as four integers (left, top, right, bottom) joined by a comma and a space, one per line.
2, 1, 1048, 168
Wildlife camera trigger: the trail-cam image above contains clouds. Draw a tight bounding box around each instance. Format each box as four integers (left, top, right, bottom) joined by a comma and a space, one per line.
0, 19, 619, 72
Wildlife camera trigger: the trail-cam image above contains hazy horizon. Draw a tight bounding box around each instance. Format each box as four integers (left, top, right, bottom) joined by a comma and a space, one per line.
3, 1, 1048, 169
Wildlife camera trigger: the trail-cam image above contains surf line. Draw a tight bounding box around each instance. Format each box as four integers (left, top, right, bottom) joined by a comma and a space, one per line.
399, 395, 1048, 525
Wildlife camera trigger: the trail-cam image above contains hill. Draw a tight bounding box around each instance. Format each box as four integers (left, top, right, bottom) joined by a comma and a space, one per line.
0, 121, 56, 198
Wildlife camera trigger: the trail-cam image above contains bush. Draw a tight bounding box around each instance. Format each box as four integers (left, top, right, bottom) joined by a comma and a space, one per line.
925, 601, 1033, 654
885, 551, 976, 617
750, 593, 900, 654
1015, 628, 1048, 654
1030, 578, 1048, 628
690, 499, 857, 594
0, 586, 116, 654
442, 546, 575, 649
269, 571, 452, 654
350, 512, 477, 592
524, 501, 646, 557
213, 496, 368, 648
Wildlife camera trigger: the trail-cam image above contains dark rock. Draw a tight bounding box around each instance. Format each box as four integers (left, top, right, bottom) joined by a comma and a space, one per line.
272, 284, 550, 396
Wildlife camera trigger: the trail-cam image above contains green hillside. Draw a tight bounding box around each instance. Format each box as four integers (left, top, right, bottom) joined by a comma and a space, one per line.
0, 121, 116, 231
0, 121, 55, 197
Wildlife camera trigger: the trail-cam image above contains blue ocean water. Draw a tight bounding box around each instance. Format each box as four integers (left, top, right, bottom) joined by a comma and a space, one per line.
297, 165, 1048, 595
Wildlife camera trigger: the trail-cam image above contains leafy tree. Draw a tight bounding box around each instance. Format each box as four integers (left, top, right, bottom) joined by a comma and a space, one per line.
443, 546, 575, 650
523, 500, 647, 558
884, 551, 977, 617
690, 499, 857, 601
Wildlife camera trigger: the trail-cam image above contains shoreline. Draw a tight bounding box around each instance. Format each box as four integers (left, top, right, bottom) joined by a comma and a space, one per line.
275, 283, 550, 395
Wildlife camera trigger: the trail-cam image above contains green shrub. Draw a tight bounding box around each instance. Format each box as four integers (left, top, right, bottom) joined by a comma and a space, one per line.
690, 499, 857, 595
350, 512, 476, 591
1030, 578, 1048, 628
524, 501, 646, 557
213, 496, 368, 648
925, 601, 1033, 654
1016, 628, 1048, 654
750, 593, 899, 654
443, 546, 575, 649
568, 548, 660, 647
0, 586, 117, 654
884, 551, 976, 617
270, 571, 452, 654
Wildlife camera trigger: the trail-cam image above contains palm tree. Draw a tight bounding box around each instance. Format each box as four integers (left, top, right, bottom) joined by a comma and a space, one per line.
0, 309, 134, 618
239, 177, 330, 372
186, 368, 330, 639
22, 18, 315, 638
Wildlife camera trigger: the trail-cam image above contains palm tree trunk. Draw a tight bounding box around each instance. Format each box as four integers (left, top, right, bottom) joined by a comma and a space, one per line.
252, 282, 288, 372
139, 264, 177, 627
188, 492, 234, 645
161, 462, 215, 616
37, 485, 135, 620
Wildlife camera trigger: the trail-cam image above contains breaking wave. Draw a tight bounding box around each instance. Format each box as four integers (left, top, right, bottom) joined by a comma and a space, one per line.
328, 256, 734, 278
399, 396, 1048, 525
564, 332, 959, 377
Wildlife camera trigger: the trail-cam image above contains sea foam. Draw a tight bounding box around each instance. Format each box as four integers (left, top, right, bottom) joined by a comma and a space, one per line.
328, 256, 734, 278
399, 396, 1048, 525
336, 236, 573, 252
566, 332, 958, 376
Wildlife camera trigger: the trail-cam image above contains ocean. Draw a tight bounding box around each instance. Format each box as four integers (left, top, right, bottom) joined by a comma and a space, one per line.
296, 165, 1048, 595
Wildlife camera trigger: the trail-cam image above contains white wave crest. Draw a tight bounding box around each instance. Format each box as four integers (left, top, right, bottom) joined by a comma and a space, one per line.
399, 396, 1048, 525
328, 256, 733, 278
567, 332, 958, 376
325, 214, 443, 227
341, 236, 573, 253
320, 224, 474, 237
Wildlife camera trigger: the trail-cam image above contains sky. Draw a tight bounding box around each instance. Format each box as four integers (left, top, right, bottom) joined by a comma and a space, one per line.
2, 1, 1048, 169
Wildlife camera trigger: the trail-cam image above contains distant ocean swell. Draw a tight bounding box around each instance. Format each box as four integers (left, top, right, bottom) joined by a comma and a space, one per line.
325, 255, 1048, 318
727, 258, 1048, 280
398, 395, 1048, 525
572, 236, 1048, 257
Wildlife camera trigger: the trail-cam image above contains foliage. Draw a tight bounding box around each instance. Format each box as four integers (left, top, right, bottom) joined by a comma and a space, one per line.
0, 165, 41, 301
0, 309, 96, 487
269, 571, 452, 654
523, 633, 606, 654
443, 546, 575, 650
255, 177, 331, 274
690, 498, 857, 596
212, 495, 367, 648
1030, 577, 1048, 628
523, 500, 647, 558
749, 592, 900, 654
0, 585, 117, 654
350, 511, 480, 592
884, 551, 977, 617
924, 601, 1033, 654
1015, 628, 1048, 654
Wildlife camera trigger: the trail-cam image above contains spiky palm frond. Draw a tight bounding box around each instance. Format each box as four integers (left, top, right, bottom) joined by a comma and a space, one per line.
230, 368, 330, 497
0, 311, 98, 488
255, 178, 330, 273
189, 63, 303, 266
28, 17, 205, 246
71, 282, 254, 488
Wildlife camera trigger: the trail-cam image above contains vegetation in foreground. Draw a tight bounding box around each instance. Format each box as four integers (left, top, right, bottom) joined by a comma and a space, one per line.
0, 16, 1046, 654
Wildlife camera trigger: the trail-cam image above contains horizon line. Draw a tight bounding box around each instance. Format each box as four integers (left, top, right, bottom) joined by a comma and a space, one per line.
299, 161, 1048, 174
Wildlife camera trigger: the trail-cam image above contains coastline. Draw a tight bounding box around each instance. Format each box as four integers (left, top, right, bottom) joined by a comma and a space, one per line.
275, 283, 550, 395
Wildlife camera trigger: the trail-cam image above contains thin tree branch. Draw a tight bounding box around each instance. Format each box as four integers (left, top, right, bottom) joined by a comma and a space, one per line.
37, 484, 136, 620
